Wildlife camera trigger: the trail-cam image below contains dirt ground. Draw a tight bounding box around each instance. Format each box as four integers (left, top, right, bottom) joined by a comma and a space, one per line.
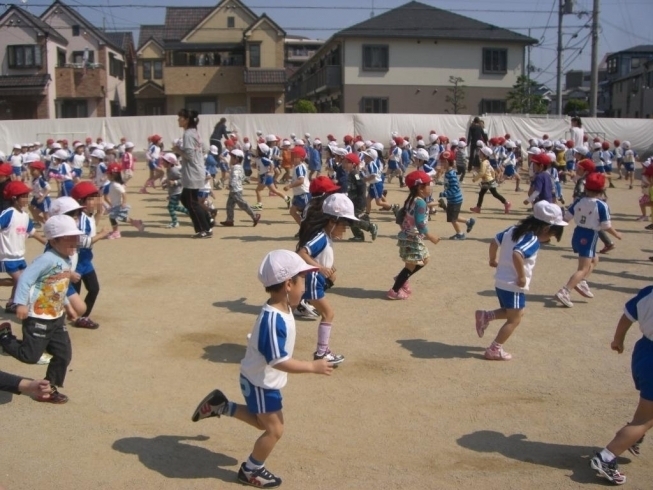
1, 165, 652, 490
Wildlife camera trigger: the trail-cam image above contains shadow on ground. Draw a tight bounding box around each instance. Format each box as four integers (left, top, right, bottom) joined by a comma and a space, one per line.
397, 339, 485, 360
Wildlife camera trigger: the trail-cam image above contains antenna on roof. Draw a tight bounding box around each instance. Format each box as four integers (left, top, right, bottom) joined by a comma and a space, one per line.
370, 0, 375, 18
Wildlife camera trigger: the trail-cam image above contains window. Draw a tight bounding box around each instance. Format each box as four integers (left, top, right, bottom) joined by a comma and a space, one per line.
227, 16, 235, 28
109, 53, 124, 79
72, 50, 94, 65
249, 43, 261, 68
57, 48, 66, 67
185, 97, 217, 114
60, 100, 88, 119
482, 48, 507, 74
171, 50, 244, 66
72, 25, 80, 36
142, 60, 152, 80
631, 58, 641, 70
362, 45, 389, 71
6, 45, 42, 68
153, 60, 163, 79
607, 58, 617, 74
362, 97, 388, 113
480, 99, 507, 114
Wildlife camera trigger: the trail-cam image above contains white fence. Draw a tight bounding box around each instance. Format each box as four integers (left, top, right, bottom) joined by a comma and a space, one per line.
2, 114, 653, 156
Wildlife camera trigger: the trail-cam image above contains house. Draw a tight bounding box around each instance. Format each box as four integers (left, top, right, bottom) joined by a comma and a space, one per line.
286, 1, 536, 114
105, 31, 136, 116
285, 35, 324, 75
38, 0, 129, 118
133, 0, 287, 116
0, 5, 67, 119
605, 45, 653, 117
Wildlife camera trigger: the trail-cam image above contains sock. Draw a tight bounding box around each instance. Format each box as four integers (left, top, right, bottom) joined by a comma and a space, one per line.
487, 310, 496, 321
392, 268, 413, 292
245, 454, 264, 471
490, 341, 502, 350
600, 448, 616, 463
225, 401, 237, 417
316, 322, 332, 356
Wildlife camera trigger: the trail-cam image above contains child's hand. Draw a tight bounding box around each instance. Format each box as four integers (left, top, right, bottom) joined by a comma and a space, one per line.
516, 276, 527, 287
611, 339, 624, 354
312, 358, 334, 375
70, 272, 81, 283
320, 266, 335, 278
489, 259, 498, 268
523, 199, 530, 205
16, 305, 28, 320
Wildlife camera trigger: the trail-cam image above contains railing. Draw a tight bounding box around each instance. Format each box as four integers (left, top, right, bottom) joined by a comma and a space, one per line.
287, 65, 341, 102
60, 63, 104, 69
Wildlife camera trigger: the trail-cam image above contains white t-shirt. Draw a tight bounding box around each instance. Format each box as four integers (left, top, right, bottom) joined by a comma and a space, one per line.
292, 163, 310, 195
570, 126, 584, 149
493, 226, 541, 293
0, 208, 35, 261
72, 154, 85, 170
107, 182, 125, 208
624, 286, 653, 341
303, 231, 334, 268
10, 154, 22, 169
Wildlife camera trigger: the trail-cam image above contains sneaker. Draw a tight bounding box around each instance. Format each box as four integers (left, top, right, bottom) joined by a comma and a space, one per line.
450, 233, 466, 240
348, 236, 364, 242
386, 288, 409, 300
470, 206, 481, 213
35, 387, 68, 404
4, 302, 17, 314
475, 310, 489, 338
107, 231, 121, 239
36, 353, 52, 365
466, 218, 476, 234
165, 222, 180, 229
555, 287, 574, 307
438, 197, 447, 210
628, 436, 644, 456
484, 346, 512, 360
599, 243, 615, 254
132, 219, 145, 232
284, 195, 291, 209
237, 463, 282, 488
370, 223, 378, 241
0, 321, 12, 342
293, 302, 320, 319
252, 214, 261, 227
73, 317, 100, 329
313, 350, 345, 365
191, 389, 229, 422
574, 280, 594, 299
590, 453, 626, 485
390, 204, 400, 214
646, 224, 653, 230
636, 216, 648, 221
220, 221, 234, 227
393, 277, 412, 295
504, 201, 512, 214
251, 203, 263, 211
192, 231, 213, 239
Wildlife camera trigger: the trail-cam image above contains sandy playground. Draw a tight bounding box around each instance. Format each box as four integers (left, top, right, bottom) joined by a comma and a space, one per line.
1, 165, 652, 490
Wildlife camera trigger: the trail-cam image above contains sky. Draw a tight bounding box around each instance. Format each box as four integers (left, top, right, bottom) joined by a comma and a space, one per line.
22, 0, 653, 90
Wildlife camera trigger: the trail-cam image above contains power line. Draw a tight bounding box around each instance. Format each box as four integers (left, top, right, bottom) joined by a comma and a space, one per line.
602, 18, 653, 43
539, 0, 557, 43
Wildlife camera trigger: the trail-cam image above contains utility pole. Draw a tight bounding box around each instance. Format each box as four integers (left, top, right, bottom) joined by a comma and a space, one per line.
527, 28, 532, 114
556, 0, 564, 116
589, 0, 600, 116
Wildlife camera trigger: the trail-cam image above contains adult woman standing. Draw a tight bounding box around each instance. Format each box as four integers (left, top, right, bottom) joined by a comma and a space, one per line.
570, 116, 584, 149
210, 117, 229, 154
467, 117, 488, 172
178, 109, 213, 238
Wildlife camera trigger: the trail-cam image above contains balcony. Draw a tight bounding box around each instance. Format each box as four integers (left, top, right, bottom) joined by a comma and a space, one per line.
164, 65, 245, 95
55, 65, 106, 99
287, 65, 341, 102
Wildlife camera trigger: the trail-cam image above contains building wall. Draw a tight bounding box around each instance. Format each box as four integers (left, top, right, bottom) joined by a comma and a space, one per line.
164, 66, 244, 95
165, 93, 247, 115
611, 74, 653, 119
0, 15, 39, 74
246, 23, 283, 68
41, 10, 101, 63
342, 38, 524, 88
45, 38, 64, 119
183, 5, 256, 44
102, 45, 127, 114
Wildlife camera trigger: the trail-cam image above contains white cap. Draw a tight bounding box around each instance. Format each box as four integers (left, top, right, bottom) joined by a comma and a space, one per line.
209, 145, 219, 155
480, 146, 493, 157
593, 142, 602, 149
161, 153, 178, 165
390, 140, 397, 147
364, 140, 373, 148
372, 142, 384, 152
0, 151, 5, 161
322, 193, 359, 221
476, 140, 484, 147
313, 138, 321, 146
354, 141, 365, 150
332, 147, 348, 157
243, 143, 251, 151
256, 130, 263, 136
13, 144, 21, 150
281, 139, 291, 147
290, 133, 296, 139
125, 142, 134, 149
515, 140, 522, 145
542, 140, 553, 148
74, 142, 85, 149
51, 143, 62, 150
527, 147, 542, 155
91, 149, 106, 160
643, 158, 651, 168
451, 140, 459, 147
43, 214, 84, 240
53, 149, 69, 160
457, 141, 466, 148
230, 149, 244, 158
362, 149, 378, 160
258, 143, 270, 154
417, 139, 426, 147
50, 196, 84, 216
266, 134, 278, 143
504, 141, 516, 149
304, 133, 311, 138
574, 146, 587, 154
429, 134, 439, 143
173, 138, 182, 147
294, 139, 305, 146
258, 249, 318, 287
622, 141, 631, 148
533, 201, 568, 226
22, 153, 36, 164
34, 141, 42, 147
391, 131, 399, 138
104, 144, 115, 151
414, 148, 429, 161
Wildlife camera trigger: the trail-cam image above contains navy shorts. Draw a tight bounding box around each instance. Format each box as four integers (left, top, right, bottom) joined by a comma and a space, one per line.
11, 167, 21, 176
303, 271, 326, 301
0, 259, 27, 275
147, 161, 158, 171
624, 162, 635, 172
595, 166, 606, 174
259, 175, 274, 186
72, 168, 82, 178
571, 227, 599, 258
240, 375, 282, 414
30, 196, 51, 213
503, 165, 515, 177
60, 180, 74, 197
291, 193, 310, 210
198, 190, 210, 199
496, 287, 525, 310
566, 161, 576, 172
605, 164, 613, 173
368, 182, 384, 199
489, 160, 498, 169
632, 336, 653, 401
219, 162, 229, 173
387, 160, 399, 171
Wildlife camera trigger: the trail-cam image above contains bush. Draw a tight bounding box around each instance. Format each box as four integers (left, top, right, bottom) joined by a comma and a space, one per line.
293, 99, 317, 113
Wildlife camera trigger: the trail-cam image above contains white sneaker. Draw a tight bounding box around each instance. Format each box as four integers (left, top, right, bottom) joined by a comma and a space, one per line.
165, 222, 180, 229
555, 287, 574, 307
293, 300, 319, 319
574, 280, 594, 298
37, 353, 52, 365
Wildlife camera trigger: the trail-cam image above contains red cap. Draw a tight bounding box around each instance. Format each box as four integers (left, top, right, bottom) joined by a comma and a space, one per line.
405, 170, 432, 188
107, 163, 122, 174
458, 137, 466, 142
62, 139, 68, 144
243, 137, 249, 143
0, 164, 13, 177
601, 141, 610, 150
489, 137, 498, 145
577, 159, 595, 173
593, 136, 601, 143
532, 154, 552, 166
441, 150, 453, 161
257, 137, 265, 144
151, 135, 162, 143
585, 172, 606, 192
46, 138, 54, 145
225, 139, 235, 148
583, 135, 589, 142
613, 139, 621, 146
565, 139, 574, 149
343, 135, 353, 143
327, 134, 336, 141
71, 181, 99, 201
344, 153, 360, 165
394, 137, 404, 146
309, 176, 340, 195
3, 181, 31, 199
430, 130, 436, 134
644, 165, 653, 178
497, 137, 506, 145
354, 135, 363, 142
29, 161, 46, 171
291, 146, 306, 159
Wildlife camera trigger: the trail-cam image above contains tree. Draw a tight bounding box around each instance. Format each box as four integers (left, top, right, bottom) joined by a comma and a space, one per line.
293, 99, 317, 113
445, 76, 467, 114
506, 76, 548, 114
564, 99, 589, 115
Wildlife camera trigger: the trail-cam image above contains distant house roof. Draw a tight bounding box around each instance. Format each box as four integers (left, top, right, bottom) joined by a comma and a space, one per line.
615, 45, 653, 55
243, 14, 286, 37
105, 31, 134, 54
0, 74, 50, 88
0, 5, 67, 45
40, 0, 123, 52
138, 24, 165, 50
245, 69, 286, 84
334, 1, 536, 44
163, 7, 214, 41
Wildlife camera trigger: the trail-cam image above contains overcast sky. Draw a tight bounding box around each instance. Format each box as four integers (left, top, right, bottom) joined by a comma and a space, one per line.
25, 0, 653, 89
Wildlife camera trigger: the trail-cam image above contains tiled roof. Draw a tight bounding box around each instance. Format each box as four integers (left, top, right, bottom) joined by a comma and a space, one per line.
0, 74, 50, 88
619, 45, 653, 54
0, 6, 67, 45
245, 69, 286, 85
163, 7, 213, 41
138, 24, 165, 50
335, 1, 536, 44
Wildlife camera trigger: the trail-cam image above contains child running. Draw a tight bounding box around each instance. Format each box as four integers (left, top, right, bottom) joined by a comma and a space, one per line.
283, 146, 310, 226
555, 172, 622, 307
440, 157, 476, 240
252, 143, 291, 211
471, 146, 511, 214
388, 170, 441, 300
219, 149, 261, 227
190, 249, 333, 489
475, 201, 567, 360
104, 163, 145, 239
28, 161, 51, 226
589, 285, 653, 486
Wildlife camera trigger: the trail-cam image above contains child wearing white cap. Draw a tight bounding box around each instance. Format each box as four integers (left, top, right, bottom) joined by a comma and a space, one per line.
10, 145, 23, 181
475, 201, 567, 360
206, 145, 219, 189
0, 214, 84, 404
191, 249, 333, 489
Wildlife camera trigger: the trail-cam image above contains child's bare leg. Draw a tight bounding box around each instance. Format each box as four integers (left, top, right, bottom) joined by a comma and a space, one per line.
605, 398, 653, 456
492, 309, 523, 344
565, 257, 593, 290
250, 411, 284, 463
8, 271, 21, 303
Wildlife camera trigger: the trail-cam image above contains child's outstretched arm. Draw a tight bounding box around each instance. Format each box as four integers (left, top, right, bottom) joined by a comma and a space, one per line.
611, 314, 633, 354
274, 358, 333, 375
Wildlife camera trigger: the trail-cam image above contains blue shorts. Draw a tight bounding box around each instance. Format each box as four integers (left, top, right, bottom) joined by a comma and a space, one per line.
368, 182, 384, 199
308, 161, 321, 172
11, 167, 21, 176
387, 160, 399, 171
67, 282, 76, 297
0, 259, 27, 275
30, 196, 51, 213
489, 160, 498, 169
605, 164, 613, 173
198, 190, 210, 199
566, 161, 576, 172
147, 161, 158, 171
72, 168, 82, 178
291, 193, 310, 210
496, 287, 525, 310
503, 165, 515, 177
571, 226, 599, 258
632, 336, 653, 401
624, 162, 635, 172
259, 175, 274, 186
595, 166, 606, 174
240, 375, 282, 414
60, 180, 74, 197
206, 165, 218, 177
302, 271, 326, 301
219, 162, 229, 173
